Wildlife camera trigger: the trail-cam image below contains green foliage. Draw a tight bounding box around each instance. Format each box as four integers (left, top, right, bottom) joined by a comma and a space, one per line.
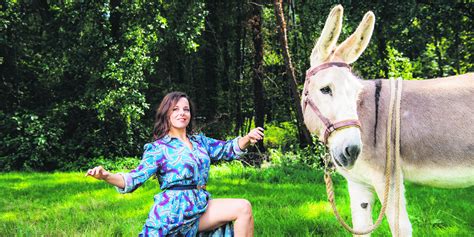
87, 156, 141, 172
263, 121, 298, 149
418, 42, 443, 77
258, 122, 327, 168
0, 0, 208, 171
385, 44, 419, 80
1, 1, 472, 171
55, 155, 142, 172
0, 109, 66, 171
266, 137, 326, 169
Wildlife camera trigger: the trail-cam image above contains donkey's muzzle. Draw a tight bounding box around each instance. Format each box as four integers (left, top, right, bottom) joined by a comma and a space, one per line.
340, 144, 361, 168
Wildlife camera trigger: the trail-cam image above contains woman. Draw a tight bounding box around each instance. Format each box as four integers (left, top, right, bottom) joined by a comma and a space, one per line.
86, 91, 264, 236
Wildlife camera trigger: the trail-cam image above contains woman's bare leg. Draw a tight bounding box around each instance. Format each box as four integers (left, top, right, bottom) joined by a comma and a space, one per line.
198, 198, 254, 237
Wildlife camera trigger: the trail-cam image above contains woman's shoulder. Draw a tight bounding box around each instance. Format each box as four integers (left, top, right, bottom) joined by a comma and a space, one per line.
142, 140, 165, 153
190, 133, 210, 143
190, 133, 204, 139
144, 134, 184, 151
191, 133, 236, 143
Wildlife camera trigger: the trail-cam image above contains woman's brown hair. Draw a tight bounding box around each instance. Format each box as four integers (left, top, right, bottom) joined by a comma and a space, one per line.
152, 91, 195, 140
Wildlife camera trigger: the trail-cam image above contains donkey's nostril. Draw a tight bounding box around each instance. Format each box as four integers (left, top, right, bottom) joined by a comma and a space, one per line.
345, 145, 361, 160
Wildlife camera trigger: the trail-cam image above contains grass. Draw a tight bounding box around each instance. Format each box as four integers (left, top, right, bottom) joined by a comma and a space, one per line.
1, 163, 473, 236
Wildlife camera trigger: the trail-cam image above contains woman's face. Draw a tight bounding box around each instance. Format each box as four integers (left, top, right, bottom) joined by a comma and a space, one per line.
169, 97, 191, 131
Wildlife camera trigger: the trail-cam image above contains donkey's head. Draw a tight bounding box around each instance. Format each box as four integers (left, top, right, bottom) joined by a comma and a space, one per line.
301, 5, 375, 169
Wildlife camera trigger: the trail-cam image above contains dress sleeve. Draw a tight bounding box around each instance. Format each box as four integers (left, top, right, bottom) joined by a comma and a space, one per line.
116, 143, 163, 194
199, 134, 246, 162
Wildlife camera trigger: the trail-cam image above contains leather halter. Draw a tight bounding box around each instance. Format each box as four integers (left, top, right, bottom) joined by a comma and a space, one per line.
303, 62, 362, 144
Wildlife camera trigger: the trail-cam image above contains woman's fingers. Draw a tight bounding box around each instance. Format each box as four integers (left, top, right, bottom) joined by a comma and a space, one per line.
85, 167, 97, 176
92, 167, 99, 176
94, 166, 103, 177
85, 166, 105, 179
249, 128, 264, 140
246, 127, 264, 145
252, 135, 263, 140
86, 168, 95, 177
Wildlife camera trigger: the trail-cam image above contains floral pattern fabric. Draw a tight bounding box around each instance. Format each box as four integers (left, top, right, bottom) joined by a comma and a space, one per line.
116, 134, 244, 236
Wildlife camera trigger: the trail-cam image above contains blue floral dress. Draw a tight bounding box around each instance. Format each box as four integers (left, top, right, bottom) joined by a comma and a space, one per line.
116, 134, 245, 236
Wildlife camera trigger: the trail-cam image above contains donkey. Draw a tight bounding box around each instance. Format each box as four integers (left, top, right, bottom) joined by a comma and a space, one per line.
301, 5, 474, 236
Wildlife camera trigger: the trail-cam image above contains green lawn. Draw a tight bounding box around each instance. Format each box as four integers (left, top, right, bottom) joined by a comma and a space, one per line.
1, 163, 473, 236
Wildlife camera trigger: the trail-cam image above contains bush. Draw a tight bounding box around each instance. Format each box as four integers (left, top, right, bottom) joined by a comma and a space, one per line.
0, 111, 64, 171
263, 121, 298, 149
86, 156, 141, 172
267, 140, 326, 169
57, 156, 141, 172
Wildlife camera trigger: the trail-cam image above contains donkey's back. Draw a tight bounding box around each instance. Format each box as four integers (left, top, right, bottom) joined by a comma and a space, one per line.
398, 73, 474, 188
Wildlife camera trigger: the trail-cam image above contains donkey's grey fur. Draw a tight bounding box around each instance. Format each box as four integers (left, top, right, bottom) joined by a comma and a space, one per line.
357, 74, 474, 188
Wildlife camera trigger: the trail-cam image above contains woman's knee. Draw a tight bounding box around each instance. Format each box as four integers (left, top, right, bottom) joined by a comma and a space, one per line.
237, 199, 252, 217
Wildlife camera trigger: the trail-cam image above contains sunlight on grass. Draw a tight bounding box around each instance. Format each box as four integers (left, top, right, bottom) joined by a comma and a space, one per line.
88, 188, 114, 198
0, 212, 16, 221
52, 173, 88, 184
1, 167, 473, 236
435, 226, 462, 236
299, 201, 332, 219
122, 208, 150, 220
12, 181, 30, 190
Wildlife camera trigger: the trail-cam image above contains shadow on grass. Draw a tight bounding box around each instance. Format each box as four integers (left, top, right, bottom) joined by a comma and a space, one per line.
1, 166, 473, 236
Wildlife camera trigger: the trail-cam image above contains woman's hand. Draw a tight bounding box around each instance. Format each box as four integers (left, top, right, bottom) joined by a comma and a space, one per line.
238, 127, 265, 150
246, 127, 264, 145
85, 166, 110, 180
85, 166, 126, 189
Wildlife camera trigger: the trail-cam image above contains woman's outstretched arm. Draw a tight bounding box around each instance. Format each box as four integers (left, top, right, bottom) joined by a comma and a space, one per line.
85, 166, 125, 189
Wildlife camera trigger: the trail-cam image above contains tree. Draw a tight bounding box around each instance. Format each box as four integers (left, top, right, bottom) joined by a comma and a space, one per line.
249, 0, 266, 155
273, 0, 312, 147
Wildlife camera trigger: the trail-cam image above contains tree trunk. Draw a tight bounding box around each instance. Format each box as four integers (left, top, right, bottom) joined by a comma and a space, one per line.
109, 0, 122, 43
250, 0, 266, 155
234, 0, 245, 134
199, 0, 219, 122
273, 0, 313, 147
289, 0, 298, 59
375, 26, 388, 78
374, 4, 389, 78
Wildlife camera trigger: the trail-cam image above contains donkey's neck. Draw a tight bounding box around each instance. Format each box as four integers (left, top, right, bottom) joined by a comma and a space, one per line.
358, 80, 389, 142
357, 79, 392, 168
356, 75, 474, 187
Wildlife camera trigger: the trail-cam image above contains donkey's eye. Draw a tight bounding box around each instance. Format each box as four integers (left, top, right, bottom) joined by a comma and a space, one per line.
320, 86, 332, 95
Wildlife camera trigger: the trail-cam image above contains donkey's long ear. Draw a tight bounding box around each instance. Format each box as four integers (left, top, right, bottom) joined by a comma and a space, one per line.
333, 11, 375, 64
310, 5, 343, 66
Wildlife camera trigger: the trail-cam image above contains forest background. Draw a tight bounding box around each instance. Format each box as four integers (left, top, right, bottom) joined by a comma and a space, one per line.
1, 0, 472, 171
